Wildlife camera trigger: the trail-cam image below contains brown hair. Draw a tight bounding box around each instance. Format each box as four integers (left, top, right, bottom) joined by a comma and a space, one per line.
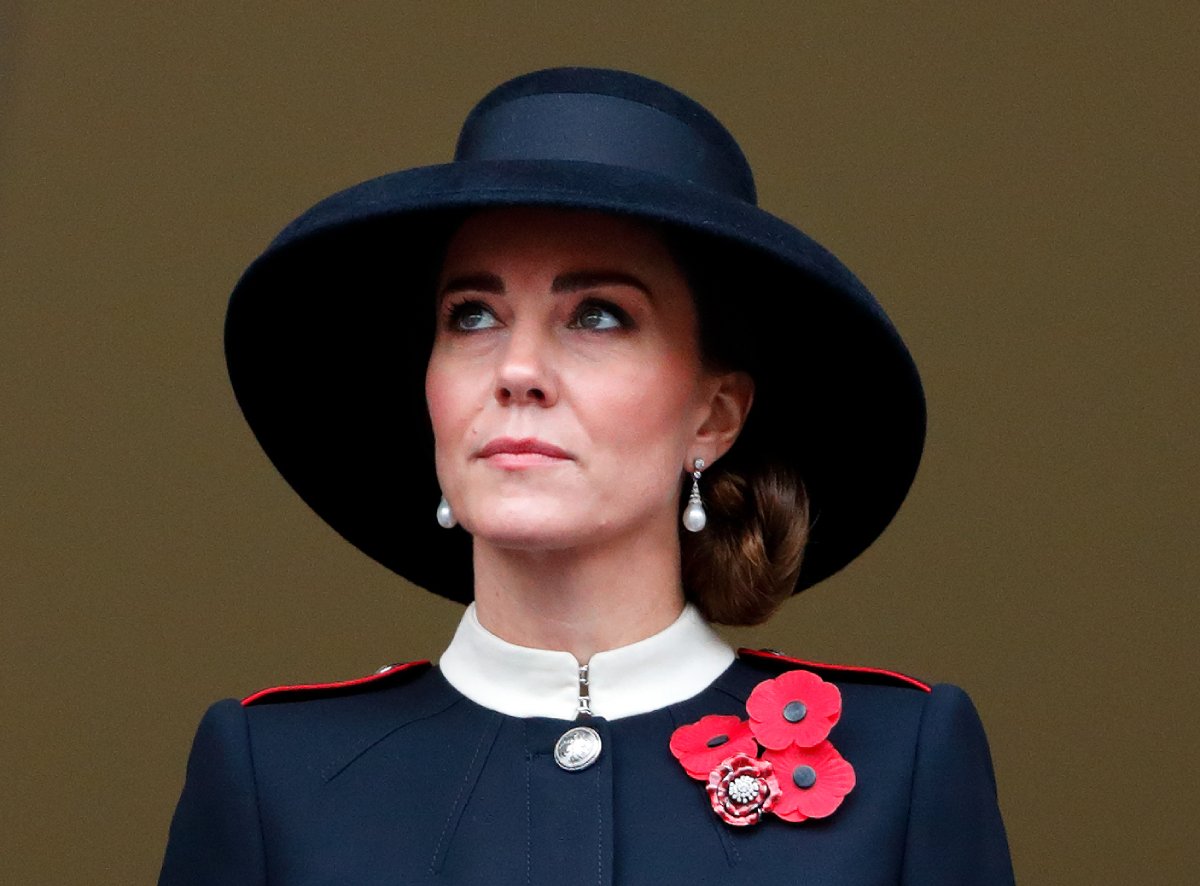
680, 463, 809, 625
667, 227, 811, 625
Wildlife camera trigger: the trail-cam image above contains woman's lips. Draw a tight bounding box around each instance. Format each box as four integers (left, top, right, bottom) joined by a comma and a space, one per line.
476, 437, 572, 467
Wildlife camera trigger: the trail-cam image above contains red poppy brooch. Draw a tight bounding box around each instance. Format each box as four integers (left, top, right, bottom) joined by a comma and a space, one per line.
670, 669, 856, 826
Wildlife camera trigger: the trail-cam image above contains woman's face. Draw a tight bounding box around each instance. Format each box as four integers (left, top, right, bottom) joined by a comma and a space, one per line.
425, 207, 749, 553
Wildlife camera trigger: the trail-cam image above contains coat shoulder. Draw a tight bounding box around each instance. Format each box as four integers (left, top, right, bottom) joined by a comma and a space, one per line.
240, 659, 432, 706
736, 647, 931, 692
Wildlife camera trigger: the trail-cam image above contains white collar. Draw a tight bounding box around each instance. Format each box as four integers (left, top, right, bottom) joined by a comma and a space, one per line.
438, 602, 734, 721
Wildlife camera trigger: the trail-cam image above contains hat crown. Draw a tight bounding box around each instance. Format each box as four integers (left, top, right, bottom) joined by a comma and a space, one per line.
455, 67, 757, 205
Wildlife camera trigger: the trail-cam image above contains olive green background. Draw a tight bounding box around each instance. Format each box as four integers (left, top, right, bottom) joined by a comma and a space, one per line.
2, 3, 1196, 883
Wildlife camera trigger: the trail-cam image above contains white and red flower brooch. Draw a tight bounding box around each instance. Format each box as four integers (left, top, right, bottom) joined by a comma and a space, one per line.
670, 669, 856, 826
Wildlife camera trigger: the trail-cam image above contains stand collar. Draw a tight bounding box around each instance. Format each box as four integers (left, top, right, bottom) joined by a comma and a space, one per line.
439, 603, 734, 721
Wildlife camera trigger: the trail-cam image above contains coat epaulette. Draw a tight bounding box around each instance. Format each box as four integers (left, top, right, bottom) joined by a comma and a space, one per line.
737, 648, 931, 693
241, 659, 432, 706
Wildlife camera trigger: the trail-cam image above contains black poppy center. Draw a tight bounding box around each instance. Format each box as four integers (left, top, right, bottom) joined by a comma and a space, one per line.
782, 700, 808, 723
792, 765, 817, 789
706, 733, 729, 748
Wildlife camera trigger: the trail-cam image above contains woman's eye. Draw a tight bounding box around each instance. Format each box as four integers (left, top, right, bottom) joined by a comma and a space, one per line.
447, 301, 498, 331
571, 301, 627, 331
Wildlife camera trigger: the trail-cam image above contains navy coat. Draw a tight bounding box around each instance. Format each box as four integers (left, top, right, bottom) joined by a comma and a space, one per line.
159, 652, 1014, 884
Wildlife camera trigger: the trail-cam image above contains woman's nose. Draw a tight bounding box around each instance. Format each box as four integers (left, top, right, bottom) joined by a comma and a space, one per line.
494, 326, 557, 407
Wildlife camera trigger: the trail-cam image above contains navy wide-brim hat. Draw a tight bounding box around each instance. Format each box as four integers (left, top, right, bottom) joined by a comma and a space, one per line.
225, 67, 926, 603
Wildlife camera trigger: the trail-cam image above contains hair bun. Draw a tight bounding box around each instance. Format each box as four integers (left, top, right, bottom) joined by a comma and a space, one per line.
682, 463, 808, 626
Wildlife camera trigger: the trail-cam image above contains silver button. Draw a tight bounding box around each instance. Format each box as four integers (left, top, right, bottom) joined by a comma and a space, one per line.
553, 725, 602, 772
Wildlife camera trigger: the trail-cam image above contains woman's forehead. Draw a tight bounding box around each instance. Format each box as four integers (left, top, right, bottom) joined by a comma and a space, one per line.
440, 207, 681, 278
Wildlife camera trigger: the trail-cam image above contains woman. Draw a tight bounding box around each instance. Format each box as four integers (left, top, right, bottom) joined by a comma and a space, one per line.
161, 68, 1014, 884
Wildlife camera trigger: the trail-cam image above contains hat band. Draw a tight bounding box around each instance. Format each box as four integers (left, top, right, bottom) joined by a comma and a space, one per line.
455, 92, 755, 204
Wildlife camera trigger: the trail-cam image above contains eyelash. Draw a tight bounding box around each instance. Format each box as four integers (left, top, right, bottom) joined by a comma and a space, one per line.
443, 299, 495, 331
569, 299, 632, 330
441, 297, 633, 332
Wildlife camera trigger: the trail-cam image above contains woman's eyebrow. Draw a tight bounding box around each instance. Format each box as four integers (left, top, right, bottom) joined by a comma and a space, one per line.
438, 272, 504, 297
553, 270, 651, 297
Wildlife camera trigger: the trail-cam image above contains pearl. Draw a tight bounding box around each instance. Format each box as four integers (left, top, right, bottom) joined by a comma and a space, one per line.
436, 496, 456, 529
682, 457, 707, 532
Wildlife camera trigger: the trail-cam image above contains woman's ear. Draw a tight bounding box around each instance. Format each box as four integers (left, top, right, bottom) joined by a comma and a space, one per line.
693, 370, 755, 463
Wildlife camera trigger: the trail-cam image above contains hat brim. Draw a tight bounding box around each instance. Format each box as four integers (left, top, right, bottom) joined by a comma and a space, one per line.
225, 158, 926, 602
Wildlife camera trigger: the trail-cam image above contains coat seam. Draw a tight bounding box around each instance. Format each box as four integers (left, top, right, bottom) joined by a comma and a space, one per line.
595, 763, 603, 886
429, 712, 501, 873
666, 703, 740, 868
239, 702, 271, 886
525, 724, 532, 886
898, 684, 933, 884
322, 693, 465, 782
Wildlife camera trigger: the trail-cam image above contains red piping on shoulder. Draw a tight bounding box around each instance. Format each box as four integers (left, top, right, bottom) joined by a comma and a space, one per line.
240, 659, 431, 706
737, 648, 931, 693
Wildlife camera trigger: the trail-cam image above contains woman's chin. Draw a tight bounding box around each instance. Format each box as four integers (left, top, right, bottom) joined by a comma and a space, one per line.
468, 521, 591, 553
463, 503, 613, 553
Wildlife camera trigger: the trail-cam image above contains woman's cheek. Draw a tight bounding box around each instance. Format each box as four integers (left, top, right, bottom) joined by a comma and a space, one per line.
426, 371, 471, 452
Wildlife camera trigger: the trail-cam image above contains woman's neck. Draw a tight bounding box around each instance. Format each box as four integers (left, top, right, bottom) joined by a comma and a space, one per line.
470, 529, 686, 663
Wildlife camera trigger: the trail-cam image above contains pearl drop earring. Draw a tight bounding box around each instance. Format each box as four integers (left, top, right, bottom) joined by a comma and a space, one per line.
682, 458, 706, 532
436, 495, 457, 529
